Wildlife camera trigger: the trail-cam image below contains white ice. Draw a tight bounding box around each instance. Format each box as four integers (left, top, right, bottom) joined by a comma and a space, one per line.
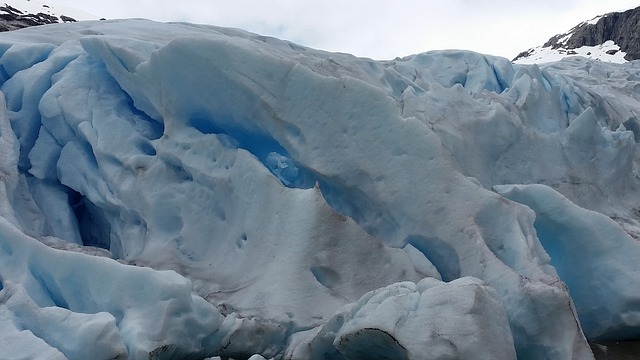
288, 277, 517, 360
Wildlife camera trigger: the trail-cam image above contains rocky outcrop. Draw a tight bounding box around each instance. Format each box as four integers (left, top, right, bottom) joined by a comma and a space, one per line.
514, 6, 640, 62
0, 4, 77, 32
548, 6, 640, 60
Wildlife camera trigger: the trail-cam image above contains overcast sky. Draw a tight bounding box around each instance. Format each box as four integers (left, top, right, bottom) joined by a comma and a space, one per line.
51, 0, 640, 60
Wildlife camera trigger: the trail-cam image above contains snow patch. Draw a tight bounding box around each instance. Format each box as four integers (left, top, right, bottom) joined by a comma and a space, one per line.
514, 40, 627, 64
1, 0, 98, 21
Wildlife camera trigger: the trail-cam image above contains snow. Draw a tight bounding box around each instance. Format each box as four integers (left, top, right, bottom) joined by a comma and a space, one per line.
0, 0, 98, 21
513, 10, 629, 65
586, 15, 604, 25
514, 40, 628, 64
0, 18, 639, 359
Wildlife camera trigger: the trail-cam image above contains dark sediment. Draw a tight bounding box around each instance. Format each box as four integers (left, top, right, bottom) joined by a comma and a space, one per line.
590, 340, 640, 360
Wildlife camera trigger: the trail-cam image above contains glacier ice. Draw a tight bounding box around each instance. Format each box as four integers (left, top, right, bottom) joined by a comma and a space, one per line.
288, 277, 517, 360
0, 18, 639, 359
0, 282, 126, 359
0, 211, 223, 359
495, 183, 640, 340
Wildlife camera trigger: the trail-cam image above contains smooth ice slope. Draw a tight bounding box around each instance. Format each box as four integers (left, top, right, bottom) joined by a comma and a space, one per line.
0, 19, 639, 359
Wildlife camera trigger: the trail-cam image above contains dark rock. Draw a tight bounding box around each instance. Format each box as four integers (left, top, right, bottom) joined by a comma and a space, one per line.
0, 3, 82, 32
60, 15, 76, 23
562, 7, 640, 60
0, 5, 23, 15
548, 6, 640, 60
590, 339, 640, 360
514, 6, 640, 62
514, 49, 534, 60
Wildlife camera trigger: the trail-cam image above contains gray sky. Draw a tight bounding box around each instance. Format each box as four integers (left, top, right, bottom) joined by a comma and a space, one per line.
51, 0, 640, 60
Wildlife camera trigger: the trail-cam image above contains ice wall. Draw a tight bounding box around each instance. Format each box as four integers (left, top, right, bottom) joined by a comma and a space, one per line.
0, 19, 639, 359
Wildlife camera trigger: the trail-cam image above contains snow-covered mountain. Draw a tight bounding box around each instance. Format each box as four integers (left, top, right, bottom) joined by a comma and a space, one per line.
514, 6, 640, 64
0, 15, 640, 360
0, 0, 97, 31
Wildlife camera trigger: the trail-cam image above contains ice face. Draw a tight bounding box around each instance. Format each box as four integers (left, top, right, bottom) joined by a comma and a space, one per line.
0, 282, 126, 360
495, 184, 640, 340
0, 18, 639, 359
289, 277, 517, 360
0, 212, 223, 359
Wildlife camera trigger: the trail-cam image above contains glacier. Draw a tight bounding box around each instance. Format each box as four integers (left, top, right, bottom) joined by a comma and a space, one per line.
0, 18, 639, 359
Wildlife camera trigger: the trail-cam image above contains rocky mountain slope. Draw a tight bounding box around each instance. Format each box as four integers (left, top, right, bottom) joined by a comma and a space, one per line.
0, 0, 96, 31
514, 6, 640, 64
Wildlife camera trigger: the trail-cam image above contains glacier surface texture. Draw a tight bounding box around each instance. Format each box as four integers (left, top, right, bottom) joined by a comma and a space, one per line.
1, 19, 640, 360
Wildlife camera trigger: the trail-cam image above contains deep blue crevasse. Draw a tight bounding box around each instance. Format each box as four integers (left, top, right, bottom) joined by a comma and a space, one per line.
69, 190, 112, 250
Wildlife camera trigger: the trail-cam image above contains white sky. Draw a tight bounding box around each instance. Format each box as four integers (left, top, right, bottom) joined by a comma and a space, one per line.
49, 0, 640, 60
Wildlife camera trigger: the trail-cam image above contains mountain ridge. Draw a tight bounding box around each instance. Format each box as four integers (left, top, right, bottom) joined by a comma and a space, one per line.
514, 6, 640, 64
0, 0, 97, 31
546, 6, 640, 60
